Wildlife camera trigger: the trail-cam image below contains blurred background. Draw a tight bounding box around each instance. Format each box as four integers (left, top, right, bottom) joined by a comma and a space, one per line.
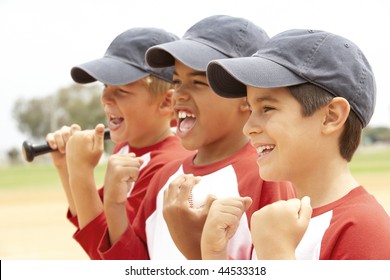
0, 0, 389, 259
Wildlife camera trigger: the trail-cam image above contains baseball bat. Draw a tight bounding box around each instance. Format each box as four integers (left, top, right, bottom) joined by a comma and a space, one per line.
22, 128, 111, 162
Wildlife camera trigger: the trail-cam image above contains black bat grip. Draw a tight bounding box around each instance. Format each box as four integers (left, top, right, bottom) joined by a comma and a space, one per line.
22, 128, 111, 162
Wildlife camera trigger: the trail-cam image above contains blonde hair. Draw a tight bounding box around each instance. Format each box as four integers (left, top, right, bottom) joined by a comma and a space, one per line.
142, 75, 175, 123
142, 75, 173, 101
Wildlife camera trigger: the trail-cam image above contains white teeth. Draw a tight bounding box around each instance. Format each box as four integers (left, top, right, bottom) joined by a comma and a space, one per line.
178, 111, 195, 119
256, 145, 275, 155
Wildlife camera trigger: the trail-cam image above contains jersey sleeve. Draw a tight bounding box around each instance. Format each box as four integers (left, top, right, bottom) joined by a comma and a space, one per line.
98, 221, 149, 260
72, 211, 107, 260
323, 201, 390, 260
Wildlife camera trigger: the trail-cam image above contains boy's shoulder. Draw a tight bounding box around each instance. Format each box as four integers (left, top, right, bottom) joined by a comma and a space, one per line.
301, 187, 390, 259
337, 187, 388, 214
329, 187, 390, 259
318, 186, 388, 219
326, 186, 390, 237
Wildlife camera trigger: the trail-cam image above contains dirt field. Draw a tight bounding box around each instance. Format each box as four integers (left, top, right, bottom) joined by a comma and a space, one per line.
1, 173, 389, 260
0, 187, 88, 259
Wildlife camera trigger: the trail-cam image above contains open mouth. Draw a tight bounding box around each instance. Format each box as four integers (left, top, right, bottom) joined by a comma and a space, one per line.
177, 110, 196, 135
108, 114, 124, 130
256, 145, 275, 158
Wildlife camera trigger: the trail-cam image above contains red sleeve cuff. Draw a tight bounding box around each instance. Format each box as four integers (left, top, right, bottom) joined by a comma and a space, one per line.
66, 208, 79, 228
72, 211, 107, 260
98, 225, 149, 260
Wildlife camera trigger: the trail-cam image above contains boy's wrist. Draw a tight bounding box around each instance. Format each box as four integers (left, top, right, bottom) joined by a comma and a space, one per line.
104, 196, 127, 209
256, 248, 296, 260
68, 166, 94, 184
201, 249, 228, 260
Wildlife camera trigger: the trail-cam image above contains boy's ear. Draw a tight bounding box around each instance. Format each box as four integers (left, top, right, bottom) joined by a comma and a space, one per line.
159, 89, 174, 116
239, 97, 250, 112
322, 97, 350, 135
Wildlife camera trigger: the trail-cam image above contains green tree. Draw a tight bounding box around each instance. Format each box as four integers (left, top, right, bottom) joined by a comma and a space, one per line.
363, 126, 390, 144
13, 83, 106, 141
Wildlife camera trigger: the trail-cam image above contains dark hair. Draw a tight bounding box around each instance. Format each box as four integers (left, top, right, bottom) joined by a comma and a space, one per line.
289, 83, 362, 162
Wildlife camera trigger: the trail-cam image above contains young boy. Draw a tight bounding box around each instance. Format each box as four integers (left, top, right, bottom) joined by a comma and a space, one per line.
97, 15, 295, 260
46, 27, 193, 259
202, 29, 390, 259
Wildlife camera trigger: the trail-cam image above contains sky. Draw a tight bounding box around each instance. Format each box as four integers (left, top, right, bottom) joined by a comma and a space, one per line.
1, 0, 389, 156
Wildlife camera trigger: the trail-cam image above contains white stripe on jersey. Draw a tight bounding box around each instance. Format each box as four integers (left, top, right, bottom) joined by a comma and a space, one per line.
295, 210, 333, 260
146, 164, 252, 260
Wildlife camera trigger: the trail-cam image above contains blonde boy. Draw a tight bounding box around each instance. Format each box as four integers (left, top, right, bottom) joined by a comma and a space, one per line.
46, 28, 192, 259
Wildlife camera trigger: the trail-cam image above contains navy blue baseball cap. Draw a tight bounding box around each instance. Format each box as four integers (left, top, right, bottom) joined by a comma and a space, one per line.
71, 27, 179, 85
207, 29, 376, 127
145, 15, 269, 71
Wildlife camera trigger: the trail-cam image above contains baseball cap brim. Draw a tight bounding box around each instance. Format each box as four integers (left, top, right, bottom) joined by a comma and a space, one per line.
146, 40, 229, 71
207, 56, 307, 98
71, 56, 149, 85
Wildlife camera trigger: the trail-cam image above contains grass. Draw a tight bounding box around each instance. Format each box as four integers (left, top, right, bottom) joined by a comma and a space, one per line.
349, 147, 390, 173
0, 146, 389, 190
0, 163, 107, 190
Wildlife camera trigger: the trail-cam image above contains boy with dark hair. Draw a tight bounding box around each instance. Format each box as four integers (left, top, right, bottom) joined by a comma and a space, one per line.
203, 29, 390, 259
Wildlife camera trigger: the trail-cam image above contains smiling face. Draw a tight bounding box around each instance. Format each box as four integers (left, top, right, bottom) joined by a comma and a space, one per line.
101, 79, 168, 147
173, 61, 249, 163
243, 86, 325, 183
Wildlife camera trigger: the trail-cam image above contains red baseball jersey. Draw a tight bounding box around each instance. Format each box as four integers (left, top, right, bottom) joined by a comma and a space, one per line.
98, 142, 296, 259
295, 186, 390, 259
67, 135, 193, 259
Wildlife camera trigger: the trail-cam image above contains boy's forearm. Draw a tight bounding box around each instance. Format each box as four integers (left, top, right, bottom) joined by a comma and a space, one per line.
55, 165, 77, 216
69, 166, 103, 229
200, 229, 229, 260
253, 239, 297, 260
104, 202, 129, 246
